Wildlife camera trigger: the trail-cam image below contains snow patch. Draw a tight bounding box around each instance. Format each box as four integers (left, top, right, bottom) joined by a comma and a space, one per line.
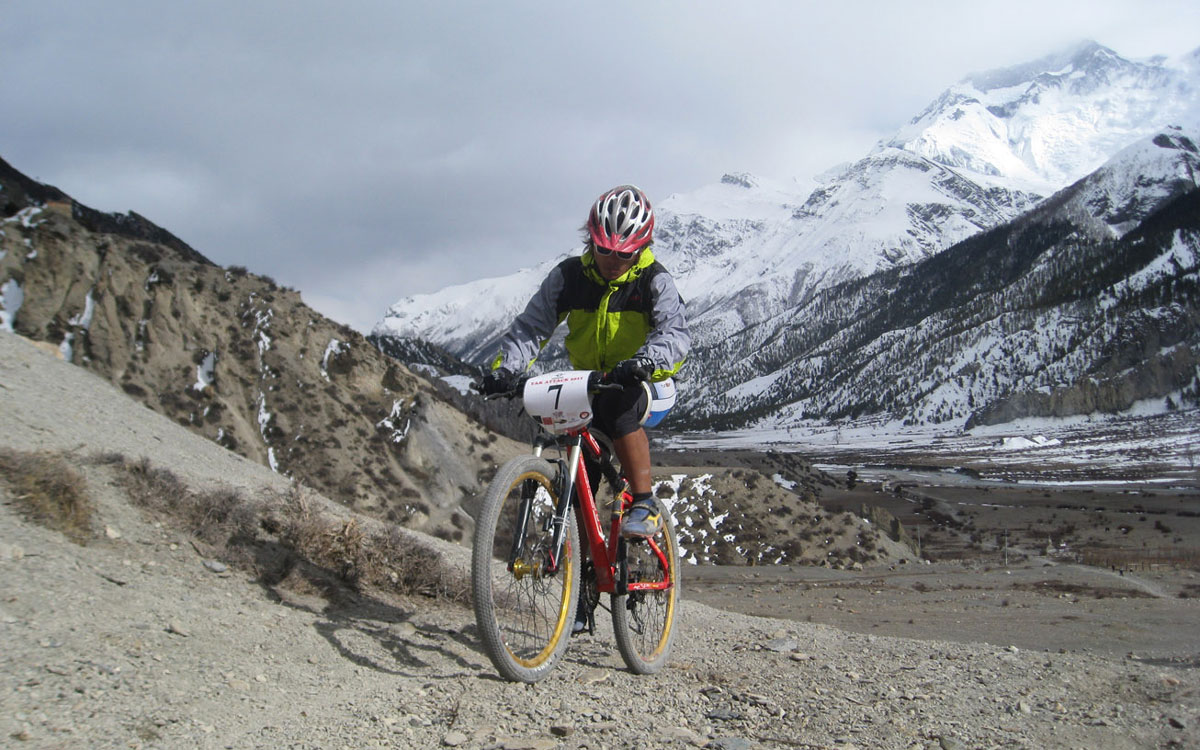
59, 332, 75, 362
69, 289, 96, 331
376, 399, 411, 444
440, 374, 475, 395
321, 338, 348, 381
4, 206, 46, 229
0, 278, 24, 331
193, 351, 217, 391
996, 434, 1062, 450
771, 473, 796, 491
256, 392, 280, 472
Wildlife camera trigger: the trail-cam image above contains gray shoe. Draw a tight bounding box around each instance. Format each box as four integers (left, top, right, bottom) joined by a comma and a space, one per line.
620, 499, 663, 538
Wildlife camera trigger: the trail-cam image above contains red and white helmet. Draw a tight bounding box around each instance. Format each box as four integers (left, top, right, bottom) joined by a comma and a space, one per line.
587, 185, 654, 255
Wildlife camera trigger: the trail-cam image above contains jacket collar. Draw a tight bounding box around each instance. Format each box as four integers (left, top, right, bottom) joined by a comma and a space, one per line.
582, 246, 656, 285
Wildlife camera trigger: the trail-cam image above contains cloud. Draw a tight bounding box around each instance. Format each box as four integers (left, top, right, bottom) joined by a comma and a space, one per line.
3, 1, 1199, 331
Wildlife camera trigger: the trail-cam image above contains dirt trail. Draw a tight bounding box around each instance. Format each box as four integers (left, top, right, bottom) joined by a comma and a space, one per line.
3, 331, 1200, 749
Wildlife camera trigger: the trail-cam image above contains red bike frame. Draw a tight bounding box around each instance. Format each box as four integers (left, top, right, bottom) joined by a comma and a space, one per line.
563, 428, 672, 595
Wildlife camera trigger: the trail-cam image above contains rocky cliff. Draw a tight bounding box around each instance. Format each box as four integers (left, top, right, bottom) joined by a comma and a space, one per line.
1, 156, 508, 542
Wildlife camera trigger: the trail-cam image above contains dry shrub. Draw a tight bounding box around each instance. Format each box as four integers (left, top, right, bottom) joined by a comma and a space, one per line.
117, 456, 188, 513
116, 457, 256, 540
276, 487, 466, 602
193, 487, 259, 544
1010, 580, 1155, 599
99, 453, 466, 602
0, 448, 94, 544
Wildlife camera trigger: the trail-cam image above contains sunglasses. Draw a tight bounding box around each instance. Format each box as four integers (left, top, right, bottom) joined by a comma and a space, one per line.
592, 244, 640, 260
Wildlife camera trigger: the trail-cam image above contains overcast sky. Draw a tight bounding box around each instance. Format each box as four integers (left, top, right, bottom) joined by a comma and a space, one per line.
3, 1, 1197, 332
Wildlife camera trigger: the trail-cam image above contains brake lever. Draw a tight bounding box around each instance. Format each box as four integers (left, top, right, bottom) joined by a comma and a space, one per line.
590, 371, 626, 393
473, 375, 531, 400
594, 370, 646, 392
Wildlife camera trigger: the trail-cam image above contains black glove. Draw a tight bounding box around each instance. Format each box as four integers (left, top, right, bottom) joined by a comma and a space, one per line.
480, 367, 518, 396
609, 357, 654, 386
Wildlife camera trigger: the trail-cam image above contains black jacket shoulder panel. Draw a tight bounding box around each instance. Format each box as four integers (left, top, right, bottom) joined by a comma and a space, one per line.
552, 257, 669, 316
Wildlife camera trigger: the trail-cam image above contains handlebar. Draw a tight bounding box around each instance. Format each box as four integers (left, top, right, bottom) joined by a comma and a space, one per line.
471, 370, 629, 400
469, 373, 532, 401
476, 368, 651, 435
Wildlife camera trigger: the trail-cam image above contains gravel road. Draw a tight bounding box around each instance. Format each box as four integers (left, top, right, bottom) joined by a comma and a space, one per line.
3, 331, 1198, 749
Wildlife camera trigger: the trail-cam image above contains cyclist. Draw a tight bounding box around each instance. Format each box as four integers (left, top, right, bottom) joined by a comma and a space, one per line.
481, 184, 690, 543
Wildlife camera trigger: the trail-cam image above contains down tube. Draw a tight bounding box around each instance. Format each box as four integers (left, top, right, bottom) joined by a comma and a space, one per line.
573, 452, 616, 592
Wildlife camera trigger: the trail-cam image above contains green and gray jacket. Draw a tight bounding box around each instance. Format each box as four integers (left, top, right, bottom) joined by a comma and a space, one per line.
491, 247, 689, 381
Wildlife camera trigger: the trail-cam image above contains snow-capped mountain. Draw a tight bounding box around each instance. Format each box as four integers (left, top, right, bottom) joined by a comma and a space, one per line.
373, 42, 1200, 429
655, 154, 1043, 348
675, 126, 1200, 430
887, 41, 1200, 194
372, 266, 558, 365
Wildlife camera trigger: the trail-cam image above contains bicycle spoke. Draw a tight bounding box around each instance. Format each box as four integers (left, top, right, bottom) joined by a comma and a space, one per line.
611, 498, 679, 674
473, 457, 578, 682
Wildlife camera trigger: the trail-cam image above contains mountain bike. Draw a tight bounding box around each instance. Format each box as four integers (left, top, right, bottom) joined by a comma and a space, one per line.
471, 370, 680, 683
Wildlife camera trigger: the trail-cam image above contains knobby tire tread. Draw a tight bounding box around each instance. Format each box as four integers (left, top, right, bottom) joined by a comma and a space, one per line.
471, 456, 579, 683
611, 496, 680, 674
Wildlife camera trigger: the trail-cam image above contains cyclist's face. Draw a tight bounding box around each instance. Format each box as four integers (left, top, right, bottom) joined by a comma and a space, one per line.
594, 247, 640, 280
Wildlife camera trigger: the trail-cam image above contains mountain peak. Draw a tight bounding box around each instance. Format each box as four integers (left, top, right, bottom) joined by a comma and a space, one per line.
720, 173, 758, 189
963, 40, 1115, 92
1152, 127, 1199, 154
373, 42, 1200, 432
883, 41, 1198, 193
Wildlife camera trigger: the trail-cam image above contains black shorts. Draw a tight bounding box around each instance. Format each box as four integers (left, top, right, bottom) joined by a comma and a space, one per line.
590, 383, 648, 440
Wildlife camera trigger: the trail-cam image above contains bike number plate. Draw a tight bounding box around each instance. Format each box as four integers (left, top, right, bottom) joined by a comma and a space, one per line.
523, 371, 593, 434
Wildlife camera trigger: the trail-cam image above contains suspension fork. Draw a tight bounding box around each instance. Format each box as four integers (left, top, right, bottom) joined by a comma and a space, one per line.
505, 435, 562, 569
507, 477, 538, 569
544, 435, 583, 574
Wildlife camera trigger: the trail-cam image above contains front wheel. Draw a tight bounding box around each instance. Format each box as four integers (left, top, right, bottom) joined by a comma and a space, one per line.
472, 456, 579, 683
612, 496, 680, 674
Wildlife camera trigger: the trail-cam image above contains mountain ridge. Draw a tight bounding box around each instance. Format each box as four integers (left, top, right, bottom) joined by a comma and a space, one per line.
1, 159, 511, 543
373, 42, 1200, 432
3, 155, 915, 568
673, 146, 1199, 431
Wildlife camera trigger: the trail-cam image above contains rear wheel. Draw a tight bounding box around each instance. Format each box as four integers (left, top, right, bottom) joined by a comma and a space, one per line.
612, 497, 679, 674
472, 456, 579, 683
